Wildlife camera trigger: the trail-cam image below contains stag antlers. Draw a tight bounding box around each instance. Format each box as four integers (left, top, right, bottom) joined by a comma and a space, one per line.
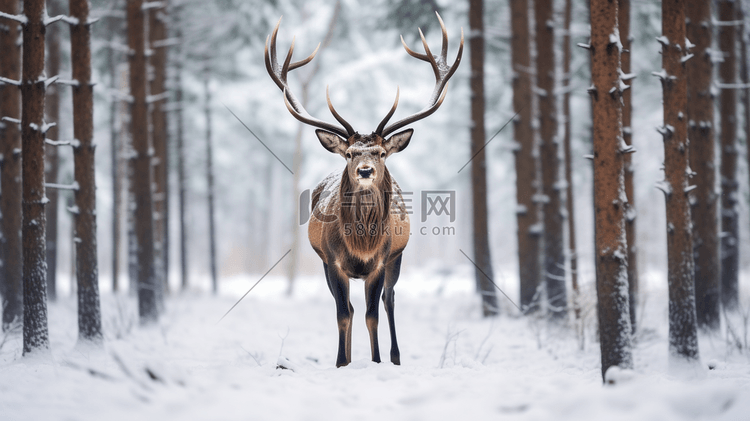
265, 12, 463, 138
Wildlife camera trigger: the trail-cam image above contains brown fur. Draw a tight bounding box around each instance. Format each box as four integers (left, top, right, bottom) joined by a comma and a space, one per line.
338, 166, 392, 256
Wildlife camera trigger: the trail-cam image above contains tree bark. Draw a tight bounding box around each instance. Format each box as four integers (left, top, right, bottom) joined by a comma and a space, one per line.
469, 0, 498, 317
0, 0, 23, 330
687, 0, 720, 330
562, 0, 579, 322
149, 1, 169, 299
45, 0, 62, 302
618, 0, 637, 333
590, 0, 633, 381
718, 0, 739, 310
204, 73, 218, 295
535, 0, 566, 319
21, 0, 51, 354
660, 0, 699, 361
70, 0, 103, 342
128, 0, 158, 323
510, 0, 542, 313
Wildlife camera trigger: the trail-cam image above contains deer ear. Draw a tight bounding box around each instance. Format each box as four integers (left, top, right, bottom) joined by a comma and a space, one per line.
384, 129, 413, 156
315, 130, 348, 156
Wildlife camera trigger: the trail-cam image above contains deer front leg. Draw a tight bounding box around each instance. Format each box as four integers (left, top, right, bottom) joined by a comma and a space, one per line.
383, 254, 403, 365
327, 262, 352, 367
364, 269, 386, 363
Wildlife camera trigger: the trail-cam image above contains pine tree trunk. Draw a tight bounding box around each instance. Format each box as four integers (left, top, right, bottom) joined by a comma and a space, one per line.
108, 27, 122, 293
590, 0, 633, 381
618, 0, 637, 333
0, 0, 23, 330
204, 74, 218, 295
70, 0, 103, 342
562, 0, 579, 322
535, 0, 566, 319
0, 0, 21, 325
660, 0, 699, 361
469, 0, 498, 317
45, 0, 62, 302
128, 0, 158, 323
718, 0, 739, 310
510, 0, 542, 313
149, 2, 169, 298
687, 0, 720, 330
21, 0, 51, 354
174, 10, 188, 290
741, 10, 750, 295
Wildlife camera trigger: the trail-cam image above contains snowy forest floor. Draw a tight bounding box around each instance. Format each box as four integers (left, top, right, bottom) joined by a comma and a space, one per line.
1, 270, 749, 420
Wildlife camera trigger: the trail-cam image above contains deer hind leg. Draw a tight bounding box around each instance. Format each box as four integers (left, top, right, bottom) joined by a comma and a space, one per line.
364, 269, 386, 363
383, 254, 403, 365
327, 262, 352, 367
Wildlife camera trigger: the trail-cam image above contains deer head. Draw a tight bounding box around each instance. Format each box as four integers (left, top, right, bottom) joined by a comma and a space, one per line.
265, 12, 463, 190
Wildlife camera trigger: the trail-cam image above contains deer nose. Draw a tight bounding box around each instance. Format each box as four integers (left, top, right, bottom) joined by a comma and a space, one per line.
358, 167, 374, 179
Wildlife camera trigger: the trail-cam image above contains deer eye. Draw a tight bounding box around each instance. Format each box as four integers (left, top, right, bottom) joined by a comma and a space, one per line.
346, 152, 352, 159
380, 152, 386, 158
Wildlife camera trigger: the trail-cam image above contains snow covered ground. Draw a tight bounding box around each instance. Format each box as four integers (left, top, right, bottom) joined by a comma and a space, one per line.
1, 269, 749, 421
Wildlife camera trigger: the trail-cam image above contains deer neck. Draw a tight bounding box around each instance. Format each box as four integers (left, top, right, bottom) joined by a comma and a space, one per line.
338, 169, 392, 257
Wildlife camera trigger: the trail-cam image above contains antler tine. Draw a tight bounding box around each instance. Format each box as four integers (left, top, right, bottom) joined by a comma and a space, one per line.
326, 86, 355, 136
284, 88, 350, 138
270, 17, 281, 71
265, 16, 352, 139
281, 36, 295, 77
436, 12, 448, 60
400, 35, 430, 62
381, 15, 463, 138
290, 43, 320, 70
375, 86, 400, 136
418, 28, 440, 80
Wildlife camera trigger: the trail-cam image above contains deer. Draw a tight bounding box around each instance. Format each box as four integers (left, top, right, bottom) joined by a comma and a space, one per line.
265, 12, 463, 367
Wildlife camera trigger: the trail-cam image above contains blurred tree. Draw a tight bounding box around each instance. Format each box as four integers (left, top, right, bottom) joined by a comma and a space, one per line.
718, 0, 739, 310
618, 0, 637, 332
150, 1, 170, 298
382, 0, 442, 40
69, 0, 103, 342
590, 0, 632, 381
21, 0, 51, 354
287, 1, 341, 296
563, 0, 579, 322
0, 0, 23, 331
510, 0, 542, 313
128, 0, 158, 323
203, 70, 218, 295
45, 0, 64, 302
535, 0, 566, 319
687, 0, 720, 330
469, 0, 498, 317
658, 0, 699, 361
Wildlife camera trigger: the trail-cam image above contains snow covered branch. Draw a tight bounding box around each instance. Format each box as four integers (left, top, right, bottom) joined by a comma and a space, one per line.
44, 14, 79, 26
44, 75, 60, 88
45, 181, 80, 191
152, 38, 180, 48
715, 82, 750, 90
1, 117, 21, 125
147, 92, 170, 103
141, 2, 165, 11
0, 76, 21, 86
0, 11, 27, 24
45, 139, 77, 146
55, 79, 80, 87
